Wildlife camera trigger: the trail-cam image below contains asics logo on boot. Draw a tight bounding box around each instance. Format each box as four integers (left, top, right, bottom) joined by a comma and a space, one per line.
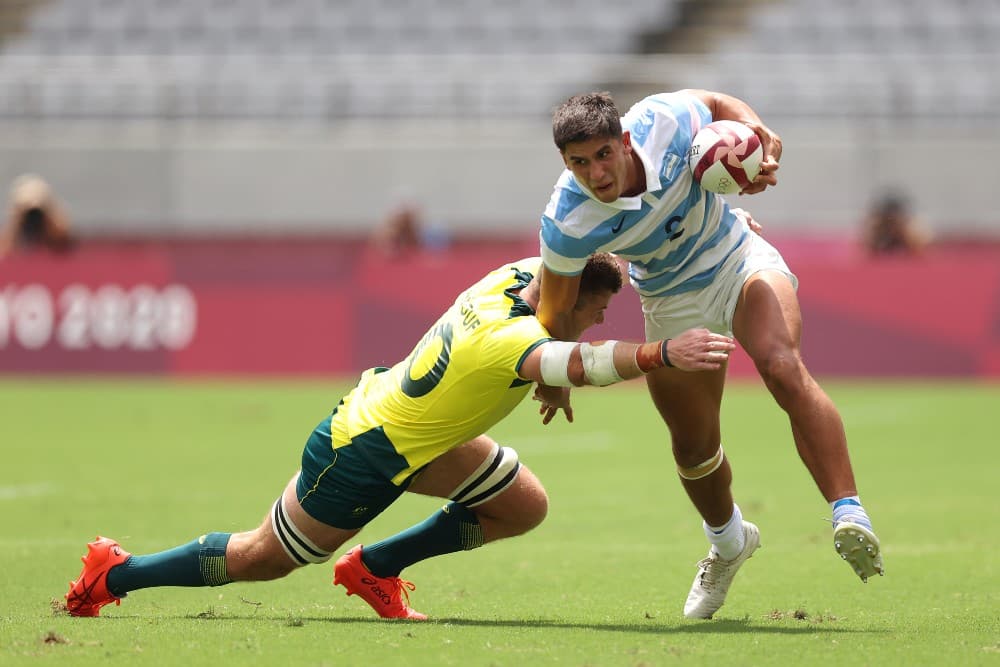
360, 576, 393, 605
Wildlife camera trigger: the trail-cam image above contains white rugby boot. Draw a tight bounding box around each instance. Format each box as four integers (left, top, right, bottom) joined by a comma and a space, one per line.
833, 521, 884, 583
683, 521, 760, 619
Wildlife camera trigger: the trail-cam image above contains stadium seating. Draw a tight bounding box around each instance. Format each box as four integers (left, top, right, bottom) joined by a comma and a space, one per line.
0, 0, 679, 119
693, 0, 1000, 120
1, 0, 997, 121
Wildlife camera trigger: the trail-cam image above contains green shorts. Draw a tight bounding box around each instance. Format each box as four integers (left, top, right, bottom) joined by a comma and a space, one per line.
295, 413, 416, 529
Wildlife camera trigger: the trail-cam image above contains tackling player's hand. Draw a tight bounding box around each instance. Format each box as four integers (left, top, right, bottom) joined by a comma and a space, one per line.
665, 328, 735, 371
533, 384, 573, 424
731, 207, 763, 236
740, 121, 781, 195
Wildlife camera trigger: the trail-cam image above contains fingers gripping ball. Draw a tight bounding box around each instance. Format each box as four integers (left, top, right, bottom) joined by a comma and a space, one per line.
688, 120, 763, 194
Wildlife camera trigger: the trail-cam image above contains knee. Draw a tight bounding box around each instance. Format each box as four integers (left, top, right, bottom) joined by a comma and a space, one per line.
474, 477, 549, 539
672, 440, 723, 469
658, 409, 722, 463
669, 429, 722, 467
499, 484, 549, 536
753, 348, 806, 395
517, 469, 550, 533
516, 486, 549, 534
504, 497, 548, 537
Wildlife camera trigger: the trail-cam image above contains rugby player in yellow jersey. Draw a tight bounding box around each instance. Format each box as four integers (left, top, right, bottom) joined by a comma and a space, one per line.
65, 253, 735, 620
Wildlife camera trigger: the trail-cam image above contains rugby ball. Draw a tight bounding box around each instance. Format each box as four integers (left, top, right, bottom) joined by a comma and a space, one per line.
688, 120, 763, 194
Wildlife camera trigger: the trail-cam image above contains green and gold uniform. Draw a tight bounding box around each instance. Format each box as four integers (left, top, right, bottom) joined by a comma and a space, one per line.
297, 258, 552, 528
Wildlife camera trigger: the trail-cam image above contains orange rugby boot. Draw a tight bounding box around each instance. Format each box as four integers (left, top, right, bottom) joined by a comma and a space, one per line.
65, 536, 131, 617
333, 545, 428, 620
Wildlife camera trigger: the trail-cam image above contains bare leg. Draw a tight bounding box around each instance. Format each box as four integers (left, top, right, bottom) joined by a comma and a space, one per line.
645, 364, 732, 526
732, 271, 858, 501
226, 474, 359, 581
646, 363, 763, 619
87, 472, 357, 607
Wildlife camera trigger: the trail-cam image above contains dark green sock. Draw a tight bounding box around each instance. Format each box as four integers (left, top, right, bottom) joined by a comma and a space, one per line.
361, 503, 484, 578
106, 532, 232, 596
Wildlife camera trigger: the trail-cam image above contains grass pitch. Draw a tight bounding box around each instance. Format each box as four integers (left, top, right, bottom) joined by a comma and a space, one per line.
1, 377, 997, 666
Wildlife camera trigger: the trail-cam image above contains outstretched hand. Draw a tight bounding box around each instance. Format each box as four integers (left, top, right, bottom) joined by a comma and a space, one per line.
533, 383, 573, 425
665, 328, 735, 371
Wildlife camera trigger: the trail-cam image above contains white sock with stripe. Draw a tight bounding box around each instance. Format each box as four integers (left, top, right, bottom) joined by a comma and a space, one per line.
831, 496, 873, 530
704, 503, 745, 561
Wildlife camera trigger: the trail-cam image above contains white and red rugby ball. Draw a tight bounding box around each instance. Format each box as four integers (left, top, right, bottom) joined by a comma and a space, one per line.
687, 120, 763, 194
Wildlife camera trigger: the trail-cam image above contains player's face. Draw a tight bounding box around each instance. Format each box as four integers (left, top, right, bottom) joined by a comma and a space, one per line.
568, 289, 614, 340
561, 133, 632, 203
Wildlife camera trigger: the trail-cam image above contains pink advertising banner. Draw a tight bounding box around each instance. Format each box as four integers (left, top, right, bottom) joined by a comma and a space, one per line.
2, 239, 998, 377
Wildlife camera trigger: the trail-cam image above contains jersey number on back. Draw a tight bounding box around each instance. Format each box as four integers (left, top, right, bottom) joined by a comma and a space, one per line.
401, 322, 454, 398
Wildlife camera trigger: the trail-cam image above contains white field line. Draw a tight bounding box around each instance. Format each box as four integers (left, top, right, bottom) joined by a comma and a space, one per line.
0, 483, 56, 500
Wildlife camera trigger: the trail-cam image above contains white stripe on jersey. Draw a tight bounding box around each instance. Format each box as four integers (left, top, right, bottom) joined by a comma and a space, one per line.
540, 92, 747, 298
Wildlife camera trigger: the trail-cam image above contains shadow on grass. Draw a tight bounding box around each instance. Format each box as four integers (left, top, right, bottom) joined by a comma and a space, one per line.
331, 616, 868, 635
117, 613, 872, 636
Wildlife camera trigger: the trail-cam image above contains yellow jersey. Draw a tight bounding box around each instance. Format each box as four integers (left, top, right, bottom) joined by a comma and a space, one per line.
330, 258, 552, 484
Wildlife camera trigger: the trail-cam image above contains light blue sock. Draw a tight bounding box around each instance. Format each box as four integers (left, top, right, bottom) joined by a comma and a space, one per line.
831, 496, 873, 530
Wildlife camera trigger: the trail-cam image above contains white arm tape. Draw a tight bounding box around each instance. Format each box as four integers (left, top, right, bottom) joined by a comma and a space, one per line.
581, 340, 624, 386
539, 340, 576, 387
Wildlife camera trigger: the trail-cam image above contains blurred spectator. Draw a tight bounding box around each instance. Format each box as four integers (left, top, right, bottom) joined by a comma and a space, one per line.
372, 201, 423, 257
861, 190, 930, 257
371, 201, 450, 257
0, 173, 75, 260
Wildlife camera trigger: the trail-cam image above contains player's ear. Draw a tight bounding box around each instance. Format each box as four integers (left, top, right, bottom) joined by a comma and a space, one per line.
621, 130, 632, 152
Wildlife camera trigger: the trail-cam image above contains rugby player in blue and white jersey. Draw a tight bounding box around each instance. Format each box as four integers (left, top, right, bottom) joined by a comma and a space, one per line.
535, 90, 883, 620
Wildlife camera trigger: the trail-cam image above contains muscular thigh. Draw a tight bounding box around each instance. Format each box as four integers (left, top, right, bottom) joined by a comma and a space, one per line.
732, 270, 802, 361
408, 435, 544, 509
644, 232, 797, 341
226, 472, 360, 577
408, 435, 502, 498
277, 473, 361, 554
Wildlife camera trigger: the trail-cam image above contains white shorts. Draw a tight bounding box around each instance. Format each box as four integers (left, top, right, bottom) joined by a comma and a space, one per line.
642, 232, 798, 340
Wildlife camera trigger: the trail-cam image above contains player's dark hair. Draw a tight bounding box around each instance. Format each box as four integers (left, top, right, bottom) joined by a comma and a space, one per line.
552, 92, 622, 152
577, 252, 623, 304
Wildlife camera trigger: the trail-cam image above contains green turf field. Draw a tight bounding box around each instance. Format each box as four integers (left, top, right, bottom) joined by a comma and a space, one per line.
1, 377, 997, 666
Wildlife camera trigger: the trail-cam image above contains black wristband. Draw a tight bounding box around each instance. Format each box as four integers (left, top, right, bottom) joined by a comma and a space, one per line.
661, 339, 673, 367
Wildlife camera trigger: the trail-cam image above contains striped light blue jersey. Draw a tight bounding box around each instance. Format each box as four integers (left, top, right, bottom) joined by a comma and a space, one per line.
540, 92, 750, 298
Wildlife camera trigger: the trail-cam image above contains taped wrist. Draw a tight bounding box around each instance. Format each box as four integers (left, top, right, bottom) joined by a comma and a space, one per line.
635, 339, 672, 372
580, 340, 624, 386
